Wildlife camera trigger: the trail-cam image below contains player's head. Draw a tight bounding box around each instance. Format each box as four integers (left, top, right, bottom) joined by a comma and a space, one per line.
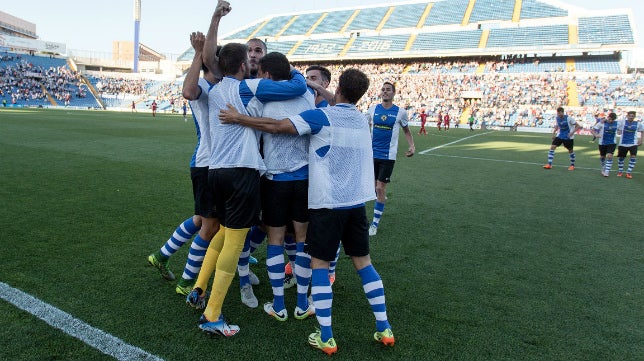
306, 65, 331, 89
380, 82, 396, 101
202, 45, 222, 74
246, 38, 267, 77
218, 43, 249, 78
258, 52, 290, 81
556, 107, 565, 116
201, 48, 221, 84
336, 68, 369, 104
627, 110, 636, 120
607, 112, 617, 122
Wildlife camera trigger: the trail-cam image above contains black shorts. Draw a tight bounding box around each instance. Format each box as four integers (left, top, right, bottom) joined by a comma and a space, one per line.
552, 137, 574, 150
191, 167, 217, 218
261, 178, 309, 227
305, 206, 369, 262
374, 158, 395, 183
208, 168, 261, 229
617, 145, 638, 158
598, 144, 617, 157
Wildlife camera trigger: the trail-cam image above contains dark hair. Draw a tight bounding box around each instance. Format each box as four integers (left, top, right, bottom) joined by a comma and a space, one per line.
218, 43, 248, 75
627, 110, 636, 116
259, 52, 291, 81
382, 81, 396, 93
246, 38, 267, 53
608, 112, 617, 120
202, 45, 222, 74
338, 68, 369, 104
306, 65, 331, 83
557, 107, 564, 112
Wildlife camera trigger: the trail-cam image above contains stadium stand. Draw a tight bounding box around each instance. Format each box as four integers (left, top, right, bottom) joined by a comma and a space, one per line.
3, 0, 640, 129
381, 3, 428, 29
578, 15, 635, 45
310, 10, 355, 34
486, 25, 569, 48
469, 0, 515, 23
520, 0, 568, 19
424, 0, 469, 26
345, 6, 390, 32
412, 30, 482, 51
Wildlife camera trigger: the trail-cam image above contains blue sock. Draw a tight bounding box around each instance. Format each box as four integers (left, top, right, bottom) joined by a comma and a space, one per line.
547, 149, 555, 165
372, 201, 385, 228
627, 157, 637, 173
284, 234, 297, 265
311, 268, 333, 341
266, 244, 285, 312
358, 265, 391, 332
329, 244, 341, 277
180, 234, 209, 281
247, 225, 266, 254
295, 242, 311, 310
160, 217, 199, 258
237, 235, 251, 287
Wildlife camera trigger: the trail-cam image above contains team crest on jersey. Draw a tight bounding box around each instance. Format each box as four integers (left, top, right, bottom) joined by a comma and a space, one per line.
380, 114, 388, 122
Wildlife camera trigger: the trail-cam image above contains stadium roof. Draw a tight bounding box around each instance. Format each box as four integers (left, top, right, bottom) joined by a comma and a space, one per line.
178, 0, 637, 62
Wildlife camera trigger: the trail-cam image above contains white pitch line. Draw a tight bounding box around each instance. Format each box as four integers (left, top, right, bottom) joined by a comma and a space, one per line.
0, 282, 164, 361
418, 131, 495, 154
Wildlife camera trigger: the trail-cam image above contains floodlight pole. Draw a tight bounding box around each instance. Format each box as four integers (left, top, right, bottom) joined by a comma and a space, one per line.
134, 0, 141, 73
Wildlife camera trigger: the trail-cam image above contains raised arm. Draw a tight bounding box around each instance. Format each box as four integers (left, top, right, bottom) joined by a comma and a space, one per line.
219, 104, 297, 134
182, 32, 206, 100
203, 0, 230, 79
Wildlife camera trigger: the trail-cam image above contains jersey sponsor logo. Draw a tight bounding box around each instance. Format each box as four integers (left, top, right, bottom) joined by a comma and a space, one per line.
374, 124, 393, 131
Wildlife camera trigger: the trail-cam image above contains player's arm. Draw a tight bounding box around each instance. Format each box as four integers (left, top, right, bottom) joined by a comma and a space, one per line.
400, 109, 415, 156
182, 32, 206, 100
551, 123, 559, 138
203, 0, 230, 80
253, 68, 307, 102
307, 79, 335, 105
219, 104, 297, 134
402, 126, 415, 157
571, 120, 581, 134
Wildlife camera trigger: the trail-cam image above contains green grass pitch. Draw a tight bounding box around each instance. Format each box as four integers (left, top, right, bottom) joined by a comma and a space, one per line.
0, 108, 642, 361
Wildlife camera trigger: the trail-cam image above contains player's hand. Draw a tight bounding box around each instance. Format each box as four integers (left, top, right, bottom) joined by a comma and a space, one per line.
215, 0, 231, 17
219, 104, 239, 123
405, 146, 415, 157
190, 32, 205, 52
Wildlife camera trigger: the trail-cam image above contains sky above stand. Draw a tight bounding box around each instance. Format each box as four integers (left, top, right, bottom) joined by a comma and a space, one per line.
3, 0, 643, 55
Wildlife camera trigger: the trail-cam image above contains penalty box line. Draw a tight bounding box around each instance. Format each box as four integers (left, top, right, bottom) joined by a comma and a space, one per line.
0, 281, 163, 361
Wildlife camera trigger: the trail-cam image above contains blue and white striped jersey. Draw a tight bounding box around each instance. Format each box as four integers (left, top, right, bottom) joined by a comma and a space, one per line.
368, 103, 409, 160
593, 121, 618, 146
617, 120, 644, 147
555, 115, 577, 140
189, 77, 213, 168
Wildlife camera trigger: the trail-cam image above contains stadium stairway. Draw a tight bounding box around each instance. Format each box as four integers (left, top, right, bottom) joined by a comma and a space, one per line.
40, 84, 58, 106
462, 0, 475, 26
460, 107, 471, 124
476, 62, 486, 74
567, 80, 580, 107
79, 74, 105, 109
